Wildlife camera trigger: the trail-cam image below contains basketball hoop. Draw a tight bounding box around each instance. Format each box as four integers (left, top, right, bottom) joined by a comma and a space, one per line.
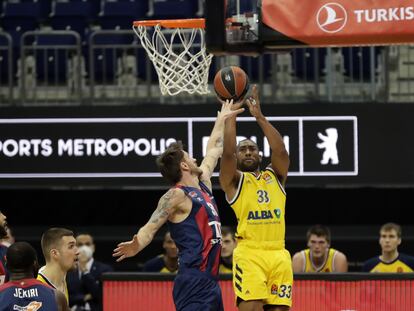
133, 18, 212, 96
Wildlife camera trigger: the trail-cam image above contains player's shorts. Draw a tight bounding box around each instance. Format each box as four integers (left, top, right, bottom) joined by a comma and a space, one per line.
232, 240, 293, 307
173, 269, 224, 311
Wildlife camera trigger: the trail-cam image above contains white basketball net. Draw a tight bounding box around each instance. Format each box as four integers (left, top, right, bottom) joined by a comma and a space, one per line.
133, 24, 213, 96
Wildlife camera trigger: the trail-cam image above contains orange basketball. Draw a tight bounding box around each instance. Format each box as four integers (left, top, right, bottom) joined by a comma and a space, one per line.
213, 66, 249, 102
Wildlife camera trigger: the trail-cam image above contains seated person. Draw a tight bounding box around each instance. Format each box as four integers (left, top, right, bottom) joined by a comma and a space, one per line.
292, 224, 348, 272
219, 226, 236, 274
143, 231, 178, 273
362, 222, 414, 272
66, 233, 113, 311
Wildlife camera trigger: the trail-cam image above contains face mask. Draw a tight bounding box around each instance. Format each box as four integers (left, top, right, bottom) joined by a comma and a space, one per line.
78, 245, 93, 260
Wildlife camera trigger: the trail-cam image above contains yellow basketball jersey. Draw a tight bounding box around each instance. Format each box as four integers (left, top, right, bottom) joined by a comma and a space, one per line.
159, 266, 178, 273
37, 269, 69, 303
369, 261, 414, 273
228, 168, 286, 245
219, 263, 233, 274
303, 248, 337, 272
362, 253, 414, 272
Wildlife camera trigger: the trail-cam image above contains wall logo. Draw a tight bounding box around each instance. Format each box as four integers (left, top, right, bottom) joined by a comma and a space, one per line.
317, 3, 347, 33
316, 128, 339, 165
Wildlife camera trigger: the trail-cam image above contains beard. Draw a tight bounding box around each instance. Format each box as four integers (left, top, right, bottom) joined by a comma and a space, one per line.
238, 159, 259, 172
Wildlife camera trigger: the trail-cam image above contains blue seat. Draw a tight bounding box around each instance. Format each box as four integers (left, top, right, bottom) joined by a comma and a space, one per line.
88, 32, 121, 83
240, 54, 272, 82
1, 2, 40, 47
153, 0, 197, 18
50, 1, 93, 39
27, 32, 80, 84
52, 0, 92, 16
342, 47, 381, 82
89, 48, 120, 83
100, 0, 148, 29
90, 0, 102, 19
11, 0, 53, 19
0, 34, 12, 84
1, 1, 41, 17
35, 49, 68, 84
88, 30, 150, 83
292, 48, 327, 81
39, 0, 52, 20
50, 16, 89, 39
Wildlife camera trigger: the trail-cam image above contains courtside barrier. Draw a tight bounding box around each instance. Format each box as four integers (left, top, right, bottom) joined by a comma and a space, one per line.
103, 272, 414, 311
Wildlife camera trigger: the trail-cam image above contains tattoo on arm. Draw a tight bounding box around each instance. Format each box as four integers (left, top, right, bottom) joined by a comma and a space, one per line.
150, 190, 175, 224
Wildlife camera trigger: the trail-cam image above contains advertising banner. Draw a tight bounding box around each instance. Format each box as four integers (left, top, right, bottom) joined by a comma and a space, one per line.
0, 103, 412, 188
103, 274, 414, 311
262, 0, 414, 47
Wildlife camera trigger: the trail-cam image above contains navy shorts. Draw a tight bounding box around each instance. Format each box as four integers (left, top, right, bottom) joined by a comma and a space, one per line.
173, 270, 224, 311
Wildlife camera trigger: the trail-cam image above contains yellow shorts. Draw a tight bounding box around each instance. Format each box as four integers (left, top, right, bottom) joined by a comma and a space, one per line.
232, 242, 293, 307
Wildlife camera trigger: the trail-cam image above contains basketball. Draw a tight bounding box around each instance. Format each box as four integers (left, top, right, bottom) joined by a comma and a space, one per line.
213, 66, 249, 102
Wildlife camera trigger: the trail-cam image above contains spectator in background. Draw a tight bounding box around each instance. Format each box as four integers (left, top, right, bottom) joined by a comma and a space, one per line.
362, 222, 414, 272
143, 231, 178, 273
219, 226, 236, 274
0, 241, 70, 311
292, 225, 348, 273
67, 233, 113, 311
0, 211, 9, 285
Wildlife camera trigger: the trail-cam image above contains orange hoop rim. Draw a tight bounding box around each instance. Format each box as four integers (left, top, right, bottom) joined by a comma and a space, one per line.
133, 18, 205, 29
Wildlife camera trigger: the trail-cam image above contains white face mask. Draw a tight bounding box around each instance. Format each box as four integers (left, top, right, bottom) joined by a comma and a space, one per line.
78, 245, 93, 260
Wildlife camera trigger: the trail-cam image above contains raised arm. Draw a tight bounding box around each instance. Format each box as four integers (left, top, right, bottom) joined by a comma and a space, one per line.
246, 85, 290, 185
112, 188, 183, 262
199, 100, 244, 190
219, 103, 244, 199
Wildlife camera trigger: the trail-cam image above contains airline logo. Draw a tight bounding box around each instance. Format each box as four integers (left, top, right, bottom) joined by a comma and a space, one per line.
316, 3, 347, 33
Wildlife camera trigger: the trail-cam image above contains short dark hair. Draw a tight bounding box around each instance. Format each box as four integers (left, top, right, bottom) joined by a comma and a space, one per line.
380, 222, 402, 238
6, 241, 38, 273
236, 139, 258, 151
156, 141, 185, 184
41, 227, 74, 262
221, 226, 236, 240
306, 225, 331, 244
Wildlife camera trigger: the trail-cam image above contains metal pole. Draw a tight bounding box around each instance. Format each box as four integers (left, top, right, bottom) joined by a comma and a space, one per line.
370, 46, 376, 102
326, 48, 333, 102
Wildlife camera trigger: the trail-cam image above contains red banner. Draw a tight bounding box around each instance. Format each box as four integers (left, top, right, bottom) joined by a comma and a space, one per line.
262, 0, 414, 46
103, 278, 414, 311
